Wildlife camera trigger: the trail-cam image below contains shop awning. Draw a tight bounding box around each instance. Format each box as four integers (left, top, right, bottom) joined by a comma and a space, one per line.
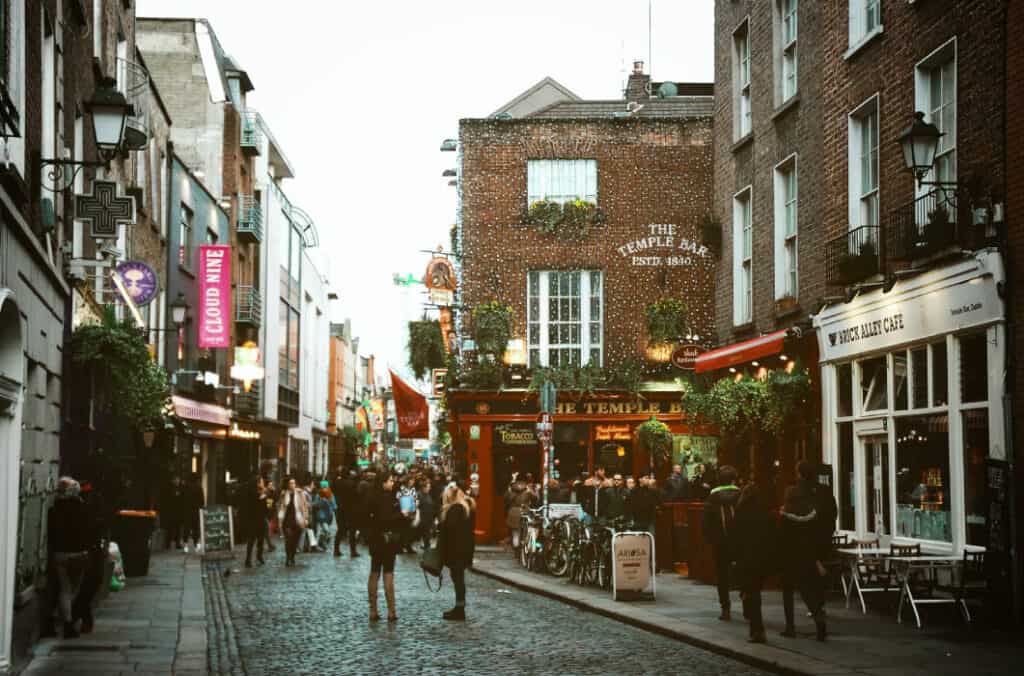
694, 329, 788, 373
172, 395, 231, 427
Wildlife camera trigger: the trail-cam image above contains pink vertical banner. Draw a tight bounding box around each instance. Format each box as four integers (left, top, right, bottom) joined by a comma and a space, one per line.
198, 245, 232, 349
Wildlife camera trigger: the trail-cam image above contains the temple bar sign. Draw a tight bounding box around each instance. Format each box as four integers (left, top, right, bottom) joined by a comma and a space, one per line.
617, 224, 710, 267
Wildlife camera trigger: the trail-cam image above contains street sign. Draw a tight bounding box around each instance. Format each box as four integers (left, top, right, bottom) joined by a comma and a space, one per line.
535, 411, 553, 443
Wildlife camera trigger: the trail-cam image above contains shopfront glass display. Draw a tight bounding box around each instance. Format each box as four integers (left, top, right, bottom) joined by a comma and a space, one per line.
860, 357, 887, 411
865, 436, 890, 536
893, 351, 908, 411
932, 342, 948, 407
911, 347, 928, 409
838, 422, 855, 530
837, 363, 853, 417
895, 415, 951, 541
962, 409, 988, 546
960, 333, 988, 404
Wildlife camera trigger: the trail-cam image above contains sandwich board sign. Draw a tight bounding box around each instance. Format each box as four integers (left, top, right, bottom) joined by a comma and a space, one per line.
200, 504, 235, 560
611, 531, 656, 601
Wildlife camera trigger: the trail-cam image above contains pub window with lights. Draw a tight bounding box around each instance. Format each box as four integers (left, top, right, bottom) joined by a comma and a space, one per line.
527, 159, 597, 204
527, 270, 602, 368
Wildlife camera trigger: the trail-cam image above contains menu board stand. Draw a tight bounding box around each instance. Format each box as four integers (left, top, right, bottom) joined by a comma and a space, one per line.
200, 504, 236, 561
611, 531, 656, 601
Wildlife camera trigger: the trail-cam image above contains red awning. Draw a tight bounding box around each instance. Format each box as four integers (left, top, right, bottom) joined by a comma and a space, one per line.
694, 329, 789, 373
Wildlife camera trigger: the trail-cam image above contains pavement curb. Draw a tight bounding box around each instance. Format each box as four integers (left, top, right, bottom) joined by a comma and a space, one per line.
470, 563, 818, 676
203, 560, 246, 676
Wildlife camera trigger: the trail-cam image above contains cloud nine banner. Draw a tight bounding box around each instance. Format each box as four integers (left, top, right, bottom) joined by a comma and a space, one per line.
198, 245, 232, 349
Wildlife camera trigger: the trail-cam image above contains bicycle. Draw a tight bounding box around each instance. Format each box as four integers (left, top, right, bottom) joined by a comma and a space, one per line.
542, 515, 575, 577
518, 507, 546, 572
589, 516, 629, 589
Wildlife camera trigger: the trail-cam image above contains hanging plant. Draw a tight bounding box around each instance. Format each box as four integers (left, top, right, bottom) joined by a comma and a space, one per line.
460, 357, 505, 390
471, 300, 512, 357
608, 357, 644, 398
71, 309, 170, 431
645, 298, 689, 345
527, 361, 607, 395
560, 199, 596, 240
408, 320, 446, 380
701, 213, 722, 257
637, 416, 673, 465
762, 367, 813, 434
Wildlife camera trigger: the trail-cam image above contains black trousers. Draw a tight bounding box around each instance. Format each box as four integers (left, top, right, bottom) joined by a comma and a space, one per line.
782, 563, 826, 627
713, 546, 733, 610
71, 549, 105, 624
284, 525, 302, 563
334, 511, 358, 554
245, 527, 264, 563
450, 566, 466, 607
742, 574, 766, 636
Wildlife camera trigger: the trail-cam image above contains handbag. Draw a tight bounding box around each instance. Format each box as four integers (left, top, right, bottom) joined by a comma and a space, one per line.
420, 545, 444, 592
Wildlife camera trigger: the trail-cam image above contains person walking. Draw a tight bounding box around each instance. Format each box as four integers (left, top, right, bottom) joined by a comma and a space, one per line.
397, 474, 420, 554
47, 477, 92, 638
438, 481, 476, 621
703, 465, 740, 621
779, 461, 836, 641
366, 472, 403, 622
261, 479, 277, 553
734, 480, 777, 644
71, 480, 107, 634
313, 481, 337, 553
333, 468, 359, 557
418, 478, 437, 551
183, 477, 204, 550
242, 476, 269, 567
162, 477, 185, 549
277, 477, 309, 567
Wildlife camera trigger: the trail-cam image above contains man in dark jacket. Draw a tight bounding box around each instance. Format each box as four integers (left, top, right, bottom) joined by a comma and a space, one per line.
703, 465, 741, 621
780, 461, 837, 641
242, 476, 268, 567
627, 477, 663, 533
663, 464, 690, 502
603, 474, 628, 521
71, 480, 107, 634
48, 477, 92, 638
333, 468, 360, 557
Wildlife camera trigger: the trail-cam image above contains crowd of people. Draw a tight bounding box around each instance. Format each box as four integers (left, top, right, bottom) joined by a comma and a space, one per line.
235, 463, 476, 622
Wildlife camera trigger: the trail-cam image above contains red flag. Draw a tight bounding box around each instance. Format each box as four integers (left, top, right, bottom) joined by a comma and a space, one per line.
390, 370, 429, 439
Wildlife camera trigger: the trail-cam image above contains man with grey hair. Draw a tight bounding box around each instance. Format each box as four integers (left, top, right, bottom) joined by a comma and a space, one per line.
47, 477, 92, 638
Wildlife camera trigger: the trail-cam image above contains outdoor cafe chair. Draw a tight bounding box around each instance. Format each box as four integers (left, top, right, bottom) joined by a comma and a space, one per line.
845, 537, 894, 613
950, 550, 986, 623
826, 533, 850, 595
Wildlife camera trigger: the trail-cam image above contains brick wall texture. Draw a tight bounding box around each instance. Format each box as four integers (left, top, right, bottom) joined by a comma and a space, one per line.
1007, 0, 1023, 595
713, 0, 825, 344
458, 118, 715, 368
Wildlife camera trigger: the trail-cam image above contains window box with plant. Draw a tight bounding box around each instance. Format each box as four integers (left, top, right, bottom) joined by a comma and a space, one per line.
522, 198, 605, 240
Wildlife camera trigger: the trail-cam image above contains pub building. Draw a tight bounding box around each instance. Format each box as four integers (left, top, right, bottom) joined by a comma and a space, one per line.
813, 250, 1005, 555
448, 64, 718, 542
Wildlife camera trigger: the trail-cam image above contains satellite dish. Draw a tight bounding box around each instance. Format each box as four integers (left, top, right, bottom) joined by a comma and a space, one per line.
657, 82, 679, 98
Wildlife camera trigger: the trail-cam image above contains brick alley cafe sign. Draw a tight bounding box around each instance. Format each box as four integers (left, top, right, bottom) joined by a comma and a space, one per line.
616, 224, 711, 267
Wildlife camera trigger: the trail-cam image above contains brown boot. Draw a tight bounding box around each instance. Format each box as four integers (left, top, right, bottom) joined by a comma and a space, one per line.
367, 573, 380, 621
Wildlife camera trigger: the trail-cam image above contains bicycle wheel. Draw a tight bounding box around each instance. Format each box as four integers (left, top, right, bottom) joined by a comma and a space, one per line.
545, 534, 569, 577
518, 529, 529, 568
597, 540, 613, 590
581, 541, 598, 586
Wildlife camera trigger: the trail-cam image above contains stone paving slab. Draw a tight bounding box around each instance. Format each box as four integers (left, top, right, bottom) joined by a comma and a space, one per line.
20, 551, 207, 676
472, 551, 1021, 676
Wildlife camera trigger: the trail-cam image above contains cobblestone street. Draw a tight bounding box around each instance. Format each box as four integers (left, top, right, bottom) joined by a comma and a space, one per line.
218, 546, 772, 676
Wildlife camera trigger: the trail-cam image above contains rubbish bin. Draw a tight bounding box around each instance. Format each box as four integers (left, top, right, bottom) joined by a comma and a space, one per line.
112, 510, 158, 577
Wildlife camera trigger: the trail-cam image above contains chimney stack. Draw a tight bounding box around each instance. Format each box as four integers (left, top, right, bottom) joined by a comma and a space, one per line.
625, 60, 650, 103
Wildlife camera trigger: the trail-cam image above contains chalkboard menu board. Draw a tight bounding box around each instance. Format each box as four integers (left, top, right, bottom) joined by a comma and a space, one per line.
200, 504, 235, 556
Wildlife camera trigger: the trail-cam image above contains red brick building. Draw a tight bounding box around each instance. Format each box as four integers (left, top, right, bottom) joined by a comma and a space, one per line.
451, 65, 718, 541
809, 0, 1012, 610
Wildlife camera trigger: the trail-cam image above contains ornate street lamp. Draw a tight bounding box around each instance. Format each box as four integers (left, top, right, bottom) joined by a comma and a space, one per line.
169, 292, 190, 326
897, 111, 946, 186
38, 77, 133, 192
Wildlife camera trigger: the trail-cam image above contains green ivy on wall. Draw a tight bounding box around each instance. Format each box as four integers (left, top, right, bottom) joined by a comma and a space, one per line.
680, 367, 812, 437
645, 298, 689, 344
408, 320, 446, 380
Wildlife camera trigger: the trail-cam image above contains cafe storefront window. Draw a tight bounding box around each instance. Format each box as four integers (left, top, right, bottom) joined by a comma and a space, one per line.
814, 251, 1007, 554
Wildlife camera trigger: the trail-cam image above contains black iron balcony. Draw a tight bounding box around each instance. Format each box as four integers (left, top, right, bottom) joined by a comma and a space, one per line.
826, 225, 883, 287
236, 285, 262, 326
234, 381, 262, 418
240, 110, 263, 155
888, 186, 995, 262
237, 195, 263, 243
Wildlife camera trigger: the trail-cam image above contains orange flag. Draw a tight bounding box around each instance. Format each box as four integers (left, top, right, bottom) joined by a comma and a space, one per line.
390, 370, 429, 439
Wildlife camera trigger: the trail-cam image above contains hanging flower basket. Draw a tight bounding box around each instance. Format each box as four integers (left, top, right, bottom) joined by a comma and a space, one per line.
645, 298, 688, 345
637, 416, 673, 466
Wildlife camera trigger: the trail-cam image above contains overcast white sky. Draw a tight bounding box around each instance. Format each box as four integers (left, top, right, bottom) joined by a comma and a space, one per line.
137, 0, 714, 384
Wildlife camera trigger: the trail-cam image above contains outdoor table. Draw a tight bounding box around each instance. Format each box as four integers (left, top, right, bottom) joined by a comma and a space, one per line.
887, 555, 962, 628
836, 548, 892, 613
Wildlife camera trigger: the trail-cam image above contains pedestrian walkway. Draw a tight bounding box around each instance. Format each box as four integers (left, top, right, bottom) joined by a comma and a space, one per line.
20, 551, 207, 676
472, 550, 1022, 676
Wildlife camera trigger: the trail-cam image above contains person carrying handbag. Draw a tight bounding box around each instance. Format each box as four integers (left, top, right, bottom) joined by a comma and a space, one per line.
437, 480, 476, 621
277, 477, 309, 567
366, 472, 404, 622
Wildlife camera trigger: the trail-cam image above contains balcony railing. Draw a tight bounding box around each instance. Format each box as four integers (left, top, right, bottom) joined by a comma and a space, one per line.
237, 195, 263, 243
234, 381, 262, 418
887, 186, 994, 262
826, 225, 883, 287
236, 285, 262, 326
240, 110, 263, 155
116, 58, 150, 150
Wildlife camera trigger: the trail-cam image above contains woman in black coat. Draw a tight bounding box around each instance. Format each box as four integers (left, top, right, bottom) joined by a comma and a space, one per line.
365, 472, 404, 622
438, 482, 476, 621
733, 480, 777, 644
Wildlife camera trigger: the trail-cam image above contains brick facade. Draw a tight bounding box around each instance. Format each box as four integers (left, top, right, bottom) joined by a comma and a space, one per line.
713, 0, 825, 343
819, 0, 1006, 245
458, 117, 715, 368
